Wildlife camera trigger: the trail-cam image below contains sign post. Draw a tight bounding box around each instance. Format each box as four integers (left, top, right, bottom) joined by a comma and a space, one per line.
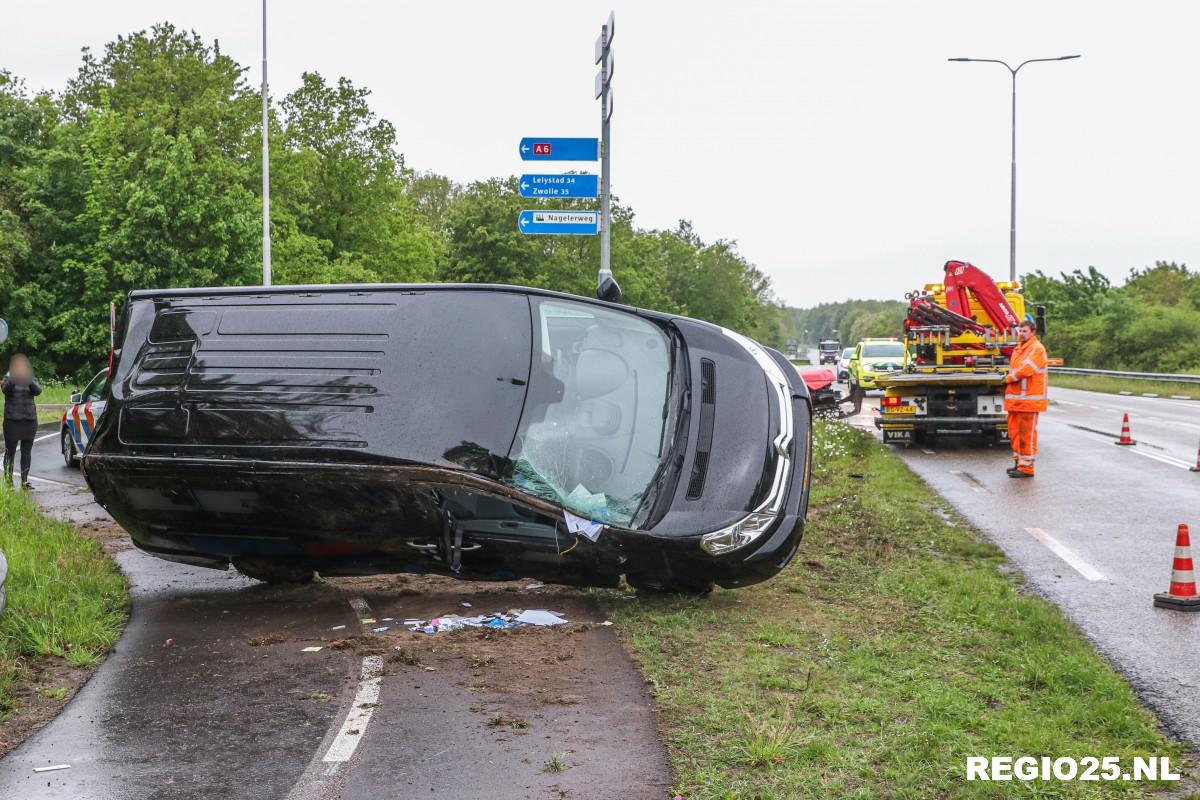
595, 11, 616, 300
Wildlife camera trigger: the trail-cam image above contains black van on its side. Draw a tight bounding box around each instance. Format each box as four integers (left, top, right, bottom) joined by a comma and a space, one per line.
83, 284, 812, 592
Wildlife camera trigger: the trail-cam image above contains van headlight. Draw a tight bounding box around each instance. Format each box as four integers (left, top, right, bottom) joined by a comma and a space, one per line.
700, 512, 777, 556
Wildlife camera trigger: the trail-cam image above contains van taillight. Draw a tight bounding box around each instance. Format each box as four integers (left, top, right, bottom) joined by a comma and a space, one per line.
882, 396, 902, 407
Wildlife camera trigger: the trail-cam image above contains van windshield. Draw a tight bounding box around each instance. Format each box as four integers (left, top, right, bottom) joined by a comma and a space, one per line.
504, 299, 675, 528
861, 343, 904, 358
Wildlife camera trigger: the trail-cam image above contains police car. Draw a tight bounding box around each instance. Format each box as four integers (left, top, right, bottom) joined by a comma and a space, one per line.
61, 368, 109, 467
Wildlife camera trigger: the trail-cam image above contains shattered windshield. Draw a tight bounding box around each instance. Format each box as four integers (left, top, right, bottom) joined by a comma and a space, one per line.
504, 299, 674, 528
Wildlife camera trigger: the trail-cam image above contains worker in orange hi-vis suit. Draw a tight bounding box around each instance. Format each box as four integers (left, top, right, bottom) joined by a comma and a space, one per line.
1003, 319, 1048, 478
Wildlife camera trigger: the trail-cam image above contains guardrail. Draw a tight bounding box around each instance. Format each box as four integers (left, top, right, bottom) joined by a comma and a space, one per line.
1049, 366, 1200, 385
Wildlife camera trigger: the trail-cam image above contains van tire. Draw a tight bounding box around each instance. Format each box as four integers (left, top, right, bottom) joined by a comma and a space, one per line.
233, 558, 316, 584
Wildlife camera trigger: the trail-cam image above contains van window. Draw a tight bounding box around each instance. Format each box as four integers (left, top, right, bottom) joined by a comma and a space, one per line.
505, 299, 673, 527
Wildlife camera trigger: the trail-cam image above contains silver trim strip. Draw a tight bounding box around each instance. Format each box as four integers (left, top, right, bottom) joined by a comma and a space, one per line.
718, 329, 794, 517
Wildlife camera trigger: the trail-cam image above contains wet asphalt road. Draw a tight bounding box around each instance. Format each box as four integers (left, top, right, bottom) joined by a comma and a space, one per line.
841, 383, 1200, 747
0, 432, 671, 799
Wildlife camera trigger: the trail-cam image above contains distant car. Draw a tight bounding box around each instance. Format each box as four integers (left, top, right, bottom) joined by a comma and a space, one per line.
61, 368, 109, 467
837, 347, 854, 381
847, 338, 906, 392
84, 284, 813, 593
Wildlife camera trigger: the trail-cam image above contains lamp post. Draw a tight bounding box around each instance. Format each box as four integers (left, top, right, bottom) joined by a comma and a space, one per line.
948, 54, 1080, 282
261, 0, 271, 286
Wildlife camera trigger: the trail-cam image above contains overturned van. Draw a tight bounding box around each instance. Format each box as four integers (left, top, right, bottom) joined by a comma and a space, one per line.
83, 284, 812, 592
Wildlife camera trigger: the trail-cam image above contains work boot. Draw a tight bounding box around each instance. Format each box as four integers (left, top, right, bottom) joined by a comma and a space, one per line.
1006, 468, 1033, 479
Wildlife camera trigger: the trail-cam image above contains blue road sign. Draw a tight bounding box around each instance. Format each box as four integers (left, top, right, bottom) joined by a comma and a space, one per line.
518, 210, 600, 236
519, 174, 599, 199
519, 137, 599, 161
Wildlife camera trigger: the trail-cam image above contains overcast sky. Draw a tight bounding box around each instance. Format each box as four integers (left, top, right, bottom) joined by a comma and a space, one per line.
4, 1, 1198, 307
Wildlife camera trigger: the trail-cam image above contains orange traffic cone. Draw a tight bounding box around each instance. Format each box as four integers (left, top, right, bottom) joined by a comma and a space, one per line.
1190, 439, 1200, 472
1115, 413, 1135, 446
1154, 524, 1200, 611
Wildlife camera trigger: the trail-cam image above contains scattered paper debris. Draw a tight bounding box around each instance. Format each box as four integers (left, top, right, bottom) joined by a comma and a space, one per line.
163, 638, 174, 647
380, 617, 394, 622
601, 621, 613, 626
563, 510, 604, 542
301, 646, 323, 653
404, 608, 570, 634
461, 602, 473, 608
330, 624, 346, 631
359, 618, 376, 625
33, 765, 70, 773
525, 583, 545, 590
372, 626, 391, 633
515, 609, 567, 626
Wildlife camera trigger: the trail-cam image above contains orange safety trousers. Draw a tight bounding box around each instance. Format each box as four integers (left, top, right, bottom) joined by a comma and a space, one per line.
1008, 411, 1039, 475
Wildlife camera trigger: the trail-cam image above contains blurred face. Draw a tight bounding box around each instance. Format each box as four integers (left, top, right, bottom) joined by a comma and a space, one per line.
8, 355, 31, 381
1018, 324, 1036, 343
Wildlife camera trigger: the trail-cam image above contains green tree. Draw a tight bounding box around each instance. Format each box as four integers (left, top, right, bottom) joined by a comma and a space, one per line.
277, 72, 436, 283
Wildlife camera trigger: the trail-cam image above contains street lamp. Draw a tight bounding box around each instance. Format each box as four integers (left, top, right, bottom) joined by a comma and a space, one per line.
261, 0, 271, 286
948, 54, 1080, 282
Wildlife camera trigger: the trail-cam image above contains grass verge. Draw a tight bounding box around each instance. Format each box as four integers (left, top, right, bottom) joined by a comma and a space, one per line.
0, 488, 128, 719
1052, 373, 1200, 401
600, 419, 1189, 799
35, 383, 75, 426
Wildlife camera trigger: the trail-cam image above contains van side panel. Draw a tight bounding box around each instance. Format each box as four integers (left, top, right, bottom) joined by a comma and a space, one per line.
94, 290, 533, 470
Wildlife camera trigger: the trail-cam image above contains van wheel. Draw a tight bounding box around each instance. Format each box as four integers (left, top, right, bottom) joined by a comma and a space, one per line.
233, 558, 316, 584
626, 573, 713, 596
61, 428, 79, 468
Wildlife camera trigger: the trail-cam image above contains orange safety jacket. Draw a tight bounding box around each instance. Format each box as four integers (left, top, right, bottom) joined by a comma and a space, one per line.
1004, 335, 1048, 412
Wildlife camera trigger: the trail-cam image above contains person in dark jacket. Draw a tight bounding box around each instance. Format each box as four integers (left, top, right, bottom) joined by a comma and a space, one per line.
2, 354, 41, 489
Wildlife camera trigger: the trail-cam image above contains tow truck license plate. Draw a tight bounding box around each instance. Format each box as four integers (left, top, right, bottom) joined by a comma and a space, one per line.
888, 405, 916, 415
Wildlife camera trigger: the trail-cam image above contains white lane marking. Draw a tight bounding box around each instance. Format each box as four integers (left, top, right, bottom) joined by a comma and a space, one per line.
1086, 434, 1192, 470
1056, 399, 1083, 407
34, 431, 58, 443
1025, 528, 1107, 582
1128, 448, 1193, 471
321, 655, 384, 767
28, 474, 74, 487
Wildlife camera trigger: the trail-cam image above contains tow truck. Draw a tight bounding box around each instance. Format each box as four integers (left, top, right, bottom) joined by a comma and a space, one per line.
874, 260, 1045, 446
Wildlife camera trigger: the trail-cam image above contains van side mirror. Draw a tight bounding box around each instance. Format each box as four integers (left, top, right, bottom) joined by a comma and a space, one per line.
70, 392, 82, 404
597, 275, 623, 304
